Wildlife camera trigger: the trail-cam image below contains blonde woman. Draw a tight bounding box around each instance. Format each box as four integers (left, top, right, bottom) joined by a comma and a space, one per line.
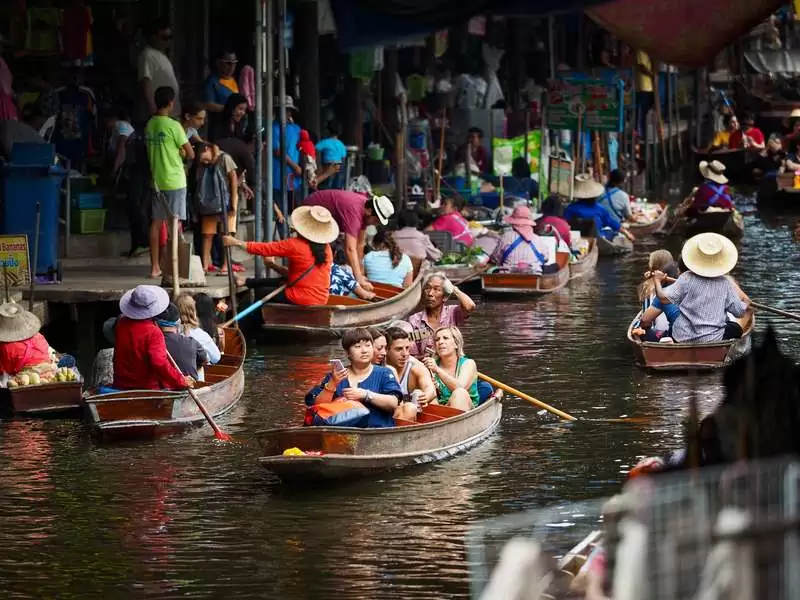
637, 249, 674, 307
421, 326, 479, 411
176, 293, 221, 365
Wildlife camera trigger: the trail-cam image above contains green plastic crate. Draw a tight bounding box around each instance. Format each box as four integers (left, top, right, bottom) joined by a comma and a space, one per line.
72, 208, 107, 234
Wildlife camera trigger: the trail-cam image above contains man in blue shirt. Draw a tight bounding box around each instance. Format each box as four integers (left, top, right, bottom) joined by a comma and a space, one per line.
272, 96, 302, 201
315, 120, 348, 190
564, 175, 636, 243
201, 50, 239, 136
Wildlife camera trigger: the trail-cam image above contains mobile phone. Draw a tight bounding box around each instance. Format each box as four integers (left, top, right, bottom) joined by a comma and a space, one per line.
330, 359, 345, 372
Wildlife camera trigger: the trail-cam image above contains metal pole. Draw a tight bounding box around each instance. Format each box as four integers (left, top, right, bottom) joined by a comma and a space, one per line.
265, 0, 274, 243
254, 0, 265, 278
277, 0, 288, 236
548, 16, 556, 81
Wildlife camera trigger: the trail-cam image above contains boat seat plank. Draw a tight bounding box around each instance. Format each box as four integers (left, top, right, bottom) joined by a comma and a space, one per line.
417, 412, 446, 423
424, 404, 465, 418
326, 295, 369, 307
394, 418, 417, 427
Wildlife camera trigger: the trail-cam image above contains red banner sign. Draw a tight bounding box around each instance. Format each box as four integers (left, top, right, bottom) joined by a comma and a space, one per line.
588, 0, 784, 68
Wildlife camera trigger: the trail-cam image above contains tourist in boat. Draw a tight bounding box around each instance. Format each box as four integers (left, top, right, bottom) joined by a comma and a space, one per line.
783, 108, 800, 157
0, 303, 58, 380
490, 205, 558, 274
113, 285, 193, 391
384, 327, 437, 422
369, 328, 389, 368
305, 328, 403, 428
632, 252, 681, 342
90, 317, 118, 388
408, 272, 476, 357
223, 205, 337, 306
535, 196, 572, 248
708, 113, 739, 151
194, 292, 223, 351
751, 133, 787, 180
329, 248, 376, 301
177, 293, 221, 365
687, 160, 734, 218
392, 208, 442, 263
363, 230, 414, 288
732, 113, 765, 152
653, 233, 751, 343
301, 189, 395, 292
421, 326, 479, 411
426, 196, 475, 247
156, 303, 208, 381
564, 175, 635, 246
598, 169, 633, 223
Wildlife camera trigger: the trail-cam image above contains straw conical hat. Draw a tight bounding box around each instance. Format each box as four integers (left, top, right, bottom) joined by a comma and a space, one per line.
572, 174, 606, 199
0, 302, 41, 342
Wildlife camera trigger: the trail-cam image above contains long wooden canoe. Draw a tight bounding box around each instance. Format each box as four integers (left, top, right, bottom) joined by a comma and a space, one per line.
481, 252, 570, 295
84, 328, 245, 441
0, 381, 83, 416
757, 173, 800, 211
568, 238, 598, 280
597, 235, 633, 257
629, 203, 669, 236
256, 394, 502, 482
627, 312, 753, 371
680, 209, 744, 241
260, 268, 425, 337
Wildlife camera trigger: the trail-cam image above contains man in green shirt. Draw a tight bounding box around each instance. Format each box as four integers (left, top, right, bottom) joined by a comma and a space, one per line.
145, 86, 194, 278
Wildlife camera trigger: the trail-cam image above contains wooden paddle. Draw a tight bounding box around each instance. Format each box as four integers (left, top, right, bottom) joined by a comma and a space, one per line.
221, 284, 287, 328
751, 301, 800, 322
478, 372, 577, 421
166, 352, 233, 442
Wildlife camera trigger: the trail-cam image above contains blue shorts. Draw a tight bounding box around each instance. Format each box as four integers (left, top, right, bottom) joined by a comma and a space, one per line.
152, 187, 187, 221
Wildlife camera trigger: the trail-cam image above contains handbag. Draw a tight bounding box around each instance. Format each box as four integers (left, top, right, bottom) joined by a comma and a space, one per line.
304, 400, 370, 427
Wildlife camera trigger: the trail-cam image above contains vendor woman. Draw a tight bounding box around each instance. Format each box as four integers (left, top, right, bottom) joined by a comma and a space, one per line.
0, 302, 54, 377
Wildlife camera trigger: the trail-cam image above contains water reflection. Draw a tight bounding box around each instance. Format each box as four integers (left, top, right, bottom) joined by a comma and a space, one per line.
0, 211, 798, 599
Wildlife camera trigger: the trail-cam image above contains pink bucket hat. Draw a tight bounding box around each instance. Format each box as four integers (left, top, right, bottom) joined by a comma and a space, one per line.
503, 205, 542, 242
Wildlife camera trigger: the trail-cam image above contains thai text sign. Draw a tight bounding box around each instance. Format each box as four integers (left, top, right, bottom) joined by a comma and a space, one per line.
546, 79, 624, 132
561, 69, 634, 106
0, 235, 30, 287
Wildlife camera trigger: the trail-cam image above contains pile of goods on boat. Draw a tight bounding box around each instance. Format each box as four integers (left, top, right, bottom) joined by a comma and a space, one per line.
7, 365, 80, 388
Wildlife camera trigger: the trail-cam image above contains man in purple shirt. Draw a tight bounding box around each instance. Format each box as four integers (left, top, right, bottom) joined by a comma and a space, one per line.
303, 190, 394, 291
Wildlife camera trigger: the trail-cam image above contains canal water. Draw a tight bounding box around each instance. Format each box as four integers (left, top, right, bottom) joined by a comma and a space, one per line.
1, 207, 798, 599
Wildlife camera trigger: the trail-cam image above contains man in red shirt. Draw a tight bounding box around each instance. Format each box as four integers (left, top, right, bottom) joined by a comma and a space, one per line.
113, 285, 192, 391
728, 113, 765, 151
302, 190, 394, 291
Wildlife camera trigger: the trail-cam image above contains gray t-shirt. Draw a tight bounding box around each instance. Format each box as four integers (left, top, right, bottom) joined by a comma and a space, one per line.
665, 272, 748, 343
163, 331, 207, 379
0, 120, 45, 160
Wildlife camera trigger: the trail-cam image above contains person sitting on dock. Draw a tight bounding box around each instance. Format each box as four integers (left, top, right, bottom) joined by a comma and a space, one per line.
302, 189, 395, 293
564, 175, 635, 246
687, 161, 734, 218
223, 205, 338, 306
177, 293, 221, 365
490, 205, 557, 274
305, 328, 403, 428
156, 303, 208, 381
708, 113, 739, 151
0, 303, 55, 380
113, 285, 193, 391
407, 272, 476, 357
421, 326, 479, 411
598, 169, 633, 223
384, 327, 437, 422
653, 233, 751, 344
363, 230, 414, 288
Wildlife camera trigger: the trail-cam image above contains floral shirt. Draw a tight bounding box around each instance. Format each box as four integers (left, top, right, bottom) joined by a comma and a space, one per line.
407, 304, 465, 357
330, 264, 358, 296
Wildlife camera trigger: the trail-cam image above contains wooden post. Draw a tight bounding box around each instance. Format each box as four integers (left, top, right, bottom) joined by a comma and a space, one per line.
171, 217, 180, 299
295, 1, 320, 137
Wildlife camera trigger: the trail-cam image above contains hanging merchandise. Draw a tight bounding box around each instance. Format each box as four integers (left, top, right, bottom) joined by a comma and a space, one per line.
349, 48, 383, 81
467, 15, 486, 37
406, 74, 428, 103
284, 12, 294, 50
61, 2, 94, 66
434, 31, 448, 58
25, 7, 61, 53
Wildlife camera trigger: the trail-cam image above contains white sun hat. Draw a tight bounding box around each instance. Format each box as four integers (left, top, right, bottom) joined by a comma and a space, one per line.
371, 194, 395, 226
681, 232, 738, 278
699, 160, 728, 185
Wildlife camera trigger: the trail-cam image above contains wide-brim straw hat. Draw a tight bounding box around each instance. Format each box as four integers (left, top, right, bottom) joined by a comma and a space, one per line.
790, 108, 800, 118
371, 194, 395, 226
0, 302, 41, 343
699, 160, 728, 184
291, 205, 340, 244
572, 174, 606, 199
681, 232, 738, 278
503, 205, 542, 227
119, 285, 170, 320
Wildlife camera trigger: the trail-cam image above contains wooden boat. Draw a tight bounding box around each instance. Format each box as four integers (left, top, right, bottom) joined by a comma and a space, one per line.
481, 251, 570, 295
692, 147, 749, 183
627, 312, 753, 371
84, 328, 245, 441
681, 209, 744, 240
260, 269, 425, 337
0, 381, 83, 416
757, 173, 800, 211
629, 203, 669, 236
256, 394, 502, 482
568, 238, 598, 280
597, 234, 633, 257
436, 263, 484, 293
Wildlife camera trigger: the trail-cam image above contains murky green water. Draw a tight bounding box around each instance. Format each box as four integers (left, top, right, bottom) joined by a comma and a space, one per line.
1, 204, 797, 599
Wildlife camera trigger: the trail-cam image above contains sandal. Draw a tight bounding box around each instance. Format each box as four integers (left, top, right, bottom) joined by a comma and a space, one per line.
205, 265, 219, 273
231, 263, 246, 273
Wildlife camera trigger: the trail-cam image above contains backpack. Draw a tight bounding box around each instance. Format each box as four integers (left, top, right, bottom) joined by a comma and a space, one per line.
195, 157, 231, 216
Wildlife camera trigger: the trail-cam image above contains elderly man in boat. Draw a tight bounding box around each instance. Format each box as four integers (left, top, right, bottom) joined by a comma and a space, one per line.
306, 328, 403, 428
301, 189, 395, 292
652, 233, 751, 344
490, 205, 559, 273
113, 285, 194, 391
406, 272, 476, 358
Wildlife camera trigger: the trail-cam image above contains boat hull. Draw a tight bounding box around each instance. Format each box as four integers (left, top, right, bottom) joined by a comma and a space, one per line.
692, 148, 749, 183
260, 269, 425, 337
256, 397, 502, 482
681, 211, 744, 240
568, 238, 598, 280
627, 313, 753, 371
482, 252, 570, 295
84, 329, 246, 441
0, 381, 83, 416
597, 235, 633, 256
629, 204, 669, 235
757, 174, 800, 211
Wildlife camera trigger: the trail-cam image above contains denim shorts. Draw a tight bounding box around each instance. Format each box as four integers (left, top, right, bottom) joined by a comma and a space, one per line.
152, 187, 187, 221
